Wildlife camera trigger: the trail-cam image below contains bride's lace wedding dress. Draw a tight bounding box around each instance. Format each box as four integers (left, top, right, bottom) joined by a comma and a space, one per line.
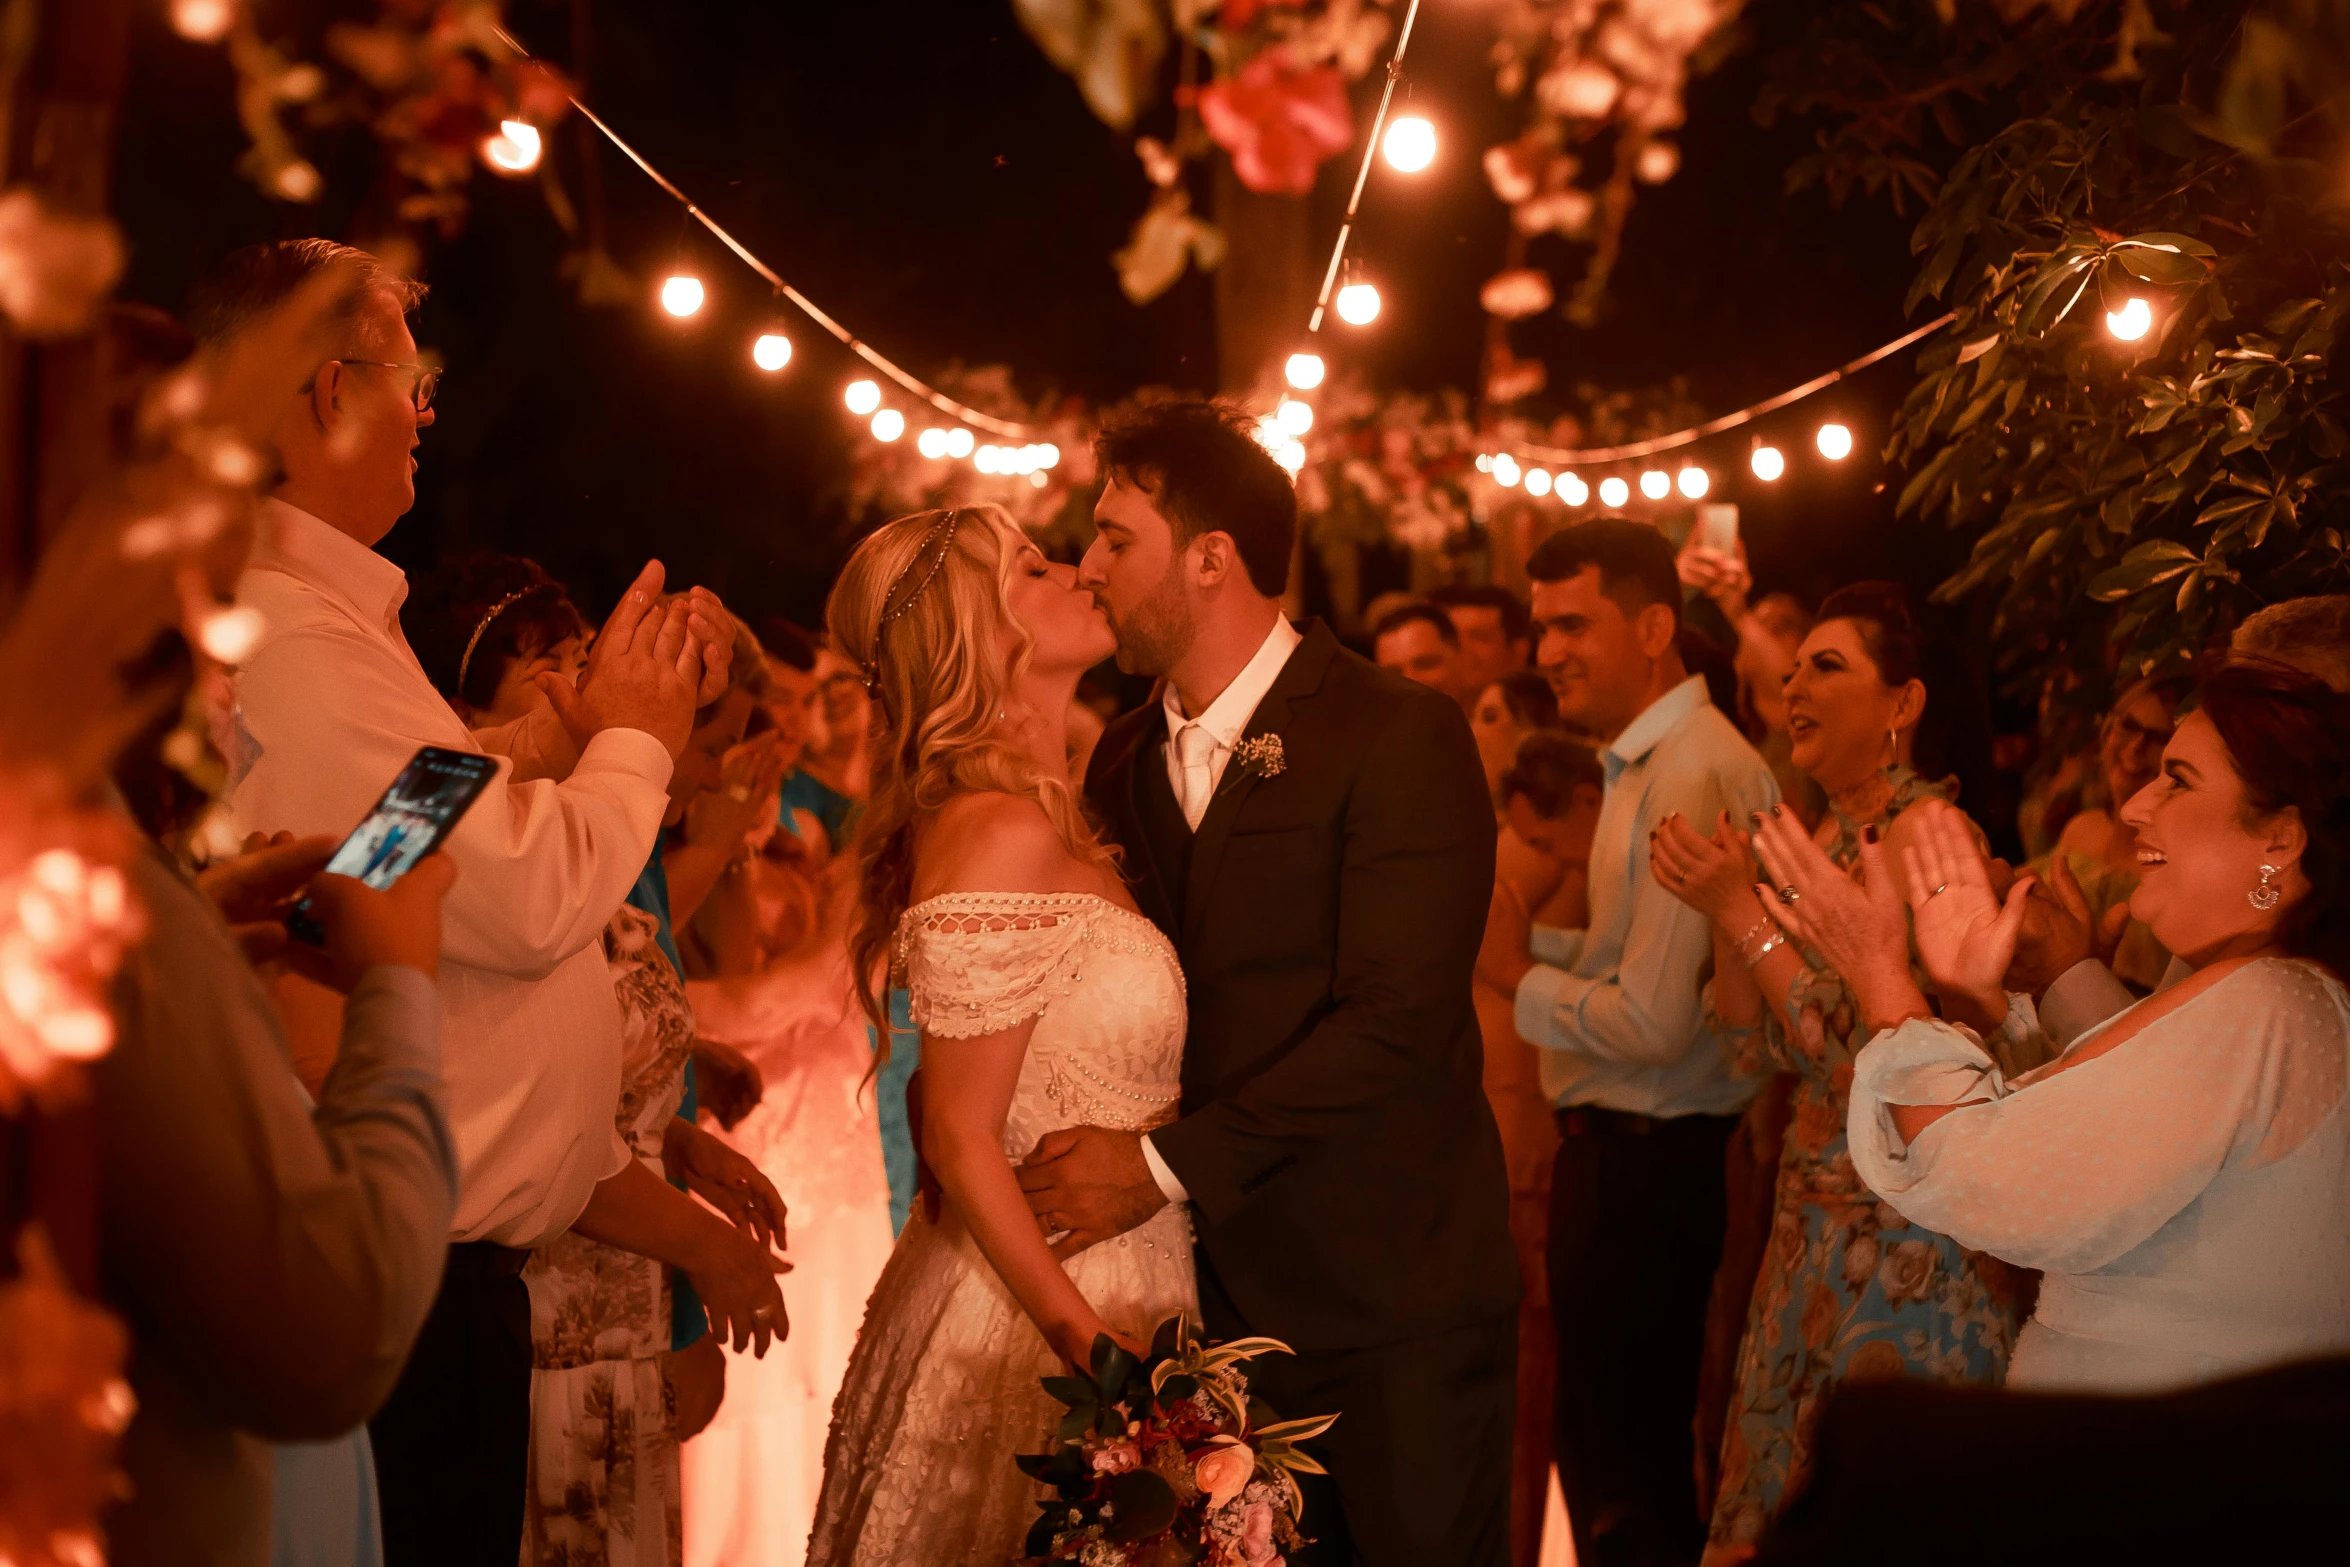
807, 892, 1199, 1567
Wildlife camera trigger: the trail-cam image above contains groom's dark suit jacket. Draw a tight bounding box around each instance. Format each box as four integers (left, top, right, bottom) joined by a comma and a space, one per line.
1085, 620, 1517, 1353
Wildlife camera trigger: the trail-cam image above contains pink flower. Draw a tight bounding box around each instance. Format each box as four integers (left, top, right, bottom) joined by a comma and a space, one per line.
1240, 1499, 1281, 1565
1193, 1443, 1255, 1513
1196, 56, 1353, 196
1090, 1438, 1141, 1474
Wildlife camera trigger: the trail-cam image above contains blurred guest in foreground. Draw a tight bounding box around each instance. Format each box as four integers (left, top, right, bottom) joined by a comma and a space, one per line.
1819, 655, 2350, 1391
1651, 583, 2029, 1565
1432, 582, 1534, 691
1373, 599, 1480, 712
1481, 519, 1775, 1567
1470, 670, 1561, 802
1474, 732, 1601, 1566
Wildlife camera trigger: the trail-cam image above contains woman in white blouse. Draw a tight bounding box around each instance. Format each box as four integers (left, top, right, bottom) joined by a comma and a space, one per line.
1742, 655, 2350, 1393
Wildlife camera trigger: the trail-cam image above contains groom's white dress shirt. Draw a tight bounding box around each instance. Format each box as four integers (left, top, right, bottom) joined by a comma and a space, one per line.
1141, 613, 1304, 1203
229, 499, 673, 1248
1514, 674, 1776, 1119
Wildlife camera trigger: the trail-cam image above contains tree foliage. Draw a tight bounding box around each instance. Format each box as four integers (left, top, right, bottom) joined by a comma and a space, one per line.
1770, 0, 2350, 712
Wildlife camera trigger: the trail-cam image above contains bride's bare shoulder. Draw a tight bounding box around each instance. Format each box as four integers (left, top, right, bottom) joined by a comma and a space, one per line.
910, 791, 1091, 902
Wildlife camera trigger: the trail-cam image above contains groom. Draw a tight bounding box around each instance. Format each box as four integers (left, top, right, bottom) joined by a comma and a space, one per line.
1019, 400, 1519, 1565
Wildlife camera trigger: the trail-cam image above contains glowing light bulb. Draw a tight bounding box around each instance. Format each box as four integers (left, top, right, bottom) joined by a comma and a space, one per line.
1677, 467, 1710, 500
871, 409, 905, 442
1029, 470, 1050, 488
844, 379, 881, 415
1383, 115, 1437, 173
1493, 455, 1521, 488
1475, 453, 1493, 473
1561, 474, 1589, 506
1277, 398, 1314, 436
1816, 422, 1853, 460
1524, 469, 1553, 498
975, 445, 1001, 474
1039, 443, 1060, 468
946, 427, 976, 458
1275, 440, 1307, 474
1285, 352, 1327, 390
917, 428, 949, 458
273, 160, 322, 202
1335, 282, 1382, 326
1599, 476, 1630, 507
482, 120, 542, 174
1255, 415, 1286, 449
752, 332, 792, 372
2106, 296, 2153, 341
660, 274, 705, 317
1639, 469, 1671, 500
171, 0, 235, 42
1750, 445, 1785, 482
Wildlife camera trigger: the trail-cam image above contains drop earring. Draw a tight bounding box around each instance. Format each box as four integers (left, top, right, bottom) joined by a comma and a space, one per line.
2249, 864, 2282, 912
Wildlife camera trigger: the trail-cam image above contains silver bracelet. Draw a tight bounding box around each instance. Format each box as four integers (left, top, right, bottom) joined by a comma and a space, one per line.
1731, 915, 1775, 952
1742, 930, 1787, 966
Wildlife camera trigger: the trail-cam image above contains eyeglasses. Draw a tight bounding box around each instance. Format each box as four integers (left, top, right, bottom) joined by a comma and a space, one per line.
341, 360, 442, 412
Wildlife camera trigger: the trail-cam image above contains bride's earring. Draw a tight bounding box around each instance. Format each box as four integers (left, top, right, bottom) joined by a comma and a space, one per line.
2249, 864, 2283, 912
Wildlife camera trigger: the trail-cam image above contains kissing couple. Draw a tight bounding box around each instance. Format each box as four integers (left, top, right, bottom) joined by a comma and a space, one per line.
805, 400, 1518, 1567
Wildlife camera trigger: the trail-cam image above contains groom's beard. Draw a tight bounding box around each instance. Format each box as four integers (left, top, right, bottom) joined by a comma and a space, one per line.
1108, 559, 1196, 678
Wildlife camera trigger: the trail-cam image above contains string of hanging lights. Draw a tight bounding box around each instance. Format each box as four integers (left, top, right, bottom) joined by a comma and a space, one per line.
489, 22, 1045, 450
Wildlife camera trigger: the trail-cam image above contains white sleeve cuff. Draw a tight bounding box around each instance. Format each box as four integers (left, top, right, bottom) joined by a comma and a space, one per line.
1140, 1133, 1189, 1205
576, 726, 676, 789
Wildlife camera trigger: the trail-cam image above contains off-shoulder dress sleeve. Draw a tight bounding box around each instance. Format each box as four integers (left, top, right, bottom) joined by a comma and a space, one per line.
899, 896, 1095, 1039
1846, 959, 2350, 1275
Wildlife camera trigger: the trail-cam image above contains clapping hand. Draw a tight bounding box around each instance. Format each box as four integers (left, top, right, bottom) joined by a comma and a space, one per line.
1748, 806, 1927, 1035
684, 732, 790, 851
539, 562, 708, 759
2002, 851, 2130, 996
1899, 800, 2034, 1022
1649, 810, 1759, 925
663, 1116, 790, 1254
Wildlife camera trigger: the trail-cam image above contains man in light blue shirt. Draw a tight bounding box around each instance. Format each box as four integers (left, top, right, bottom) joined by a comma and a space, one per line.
1486, 518, 1776, 1567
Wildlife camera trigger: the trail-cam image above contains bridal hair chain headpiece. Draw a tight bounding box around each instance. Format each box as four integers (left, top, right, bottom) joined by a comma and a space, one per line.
456, 588, 534, 696
863, 509, 963, 693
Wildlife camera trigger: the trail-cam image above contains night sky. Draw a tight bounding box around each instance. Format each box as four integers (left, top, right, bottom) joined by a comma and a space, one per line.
110, 0, 1943, 631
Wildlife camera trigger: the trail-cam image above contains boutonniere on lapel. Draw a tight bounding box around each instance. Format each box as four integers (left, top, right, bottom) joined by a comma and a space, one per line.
1231, 733, 1287, 781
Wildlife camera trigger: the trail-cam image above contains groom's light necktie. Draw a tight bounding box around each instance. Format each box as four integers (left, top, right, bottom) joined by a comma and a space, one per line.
1174, 722, 1218, 831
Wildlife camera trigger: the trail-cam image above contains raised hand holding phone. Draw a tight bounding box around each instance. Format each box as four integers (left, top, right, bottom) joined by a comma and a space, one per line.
303, 855, 459, 991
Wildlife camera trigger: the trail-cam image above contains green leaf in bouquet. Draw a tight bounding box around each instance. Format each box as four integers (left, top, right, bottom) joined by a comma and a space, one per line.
1015, 1452, 1049, 1480
1252, 1413, 1342, 1445
1095, 1402, 1126, 1440
1091, 1336, 1138, 1396
1058, 1404, 1095, 1441
1041, 1375, 1096, 1408
1149, 1312, 1189, 1362
1103, 1470, 1179, 1544
1024, 1505, 1065, 1560
1154, 1373, 1199, 1405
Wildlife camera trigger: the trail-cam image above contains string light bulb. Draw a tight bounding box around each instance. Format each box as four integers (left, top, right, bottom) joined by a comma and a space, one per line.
870, 409, 905, 442
1561, 474, 1589, 506
1040, 443, 1061, 468
1676, 467, 1710, 500
659, 274, 705, 317
945, 427, 975, 459
917, 428, 949, 458
1335, 281, 1382, 326
844, 379, 881, 415
1639, 469, 1671, 501
171, 0, 235, 42
1383, 115, 1437, 173
1524, 469, 1553, 498
975, 445, 1001, 474
1599, 476, 1630, 507
1475, 453, 1494, 473
482, 120, 542, 174
1816, 422, 1853, 460
2106, 296, 2153, 341
1750, 444, 1785, 482
1275, 440, 1307, 474
1277, 398, 1314, 436
1285, 352, 1327, 390
751, 332, 792, 372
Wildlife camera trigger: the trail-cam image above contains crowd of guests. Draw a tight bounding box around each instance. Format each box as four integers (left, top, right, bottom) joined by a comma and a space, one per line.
1367, 526, 2350, 1567
30, 232, 2350, 1567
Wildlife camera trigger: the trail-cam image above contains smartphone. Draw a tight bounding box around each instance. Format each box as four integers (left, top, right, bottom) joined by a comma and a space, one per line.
1695, 503, 1740, 555
286, 745, 498, 946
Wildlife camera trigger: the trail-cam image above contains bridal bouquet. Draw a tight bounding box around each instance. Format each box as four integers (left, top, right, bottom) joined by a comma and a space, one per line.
1016, 1313, 1337, 1567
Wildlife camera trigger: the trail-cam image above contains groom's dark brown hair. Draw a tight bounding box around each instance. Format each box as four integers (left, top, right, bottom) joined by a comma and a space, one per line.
1094, 398, 1297, 597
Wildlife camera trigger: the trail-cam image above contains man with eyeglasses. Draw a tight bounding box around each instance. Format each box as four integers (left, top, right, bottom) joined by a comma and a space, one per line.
197, 239, 775, 1567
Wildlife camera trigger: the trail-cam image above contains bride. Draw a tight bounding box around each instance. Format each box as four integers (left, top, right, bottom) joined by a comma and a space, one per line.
807, 505, 1198, 1566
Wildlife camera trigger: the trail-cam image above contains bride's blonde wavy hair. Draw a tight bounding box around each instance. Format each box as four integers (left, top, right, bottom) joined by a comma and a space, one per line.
827, 504, 1117, 1041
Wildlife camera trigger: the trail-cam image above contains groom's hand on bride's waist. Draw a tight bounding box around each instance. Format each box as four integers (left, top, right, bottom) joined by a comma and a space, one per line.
1017, 1127, 1167, 1261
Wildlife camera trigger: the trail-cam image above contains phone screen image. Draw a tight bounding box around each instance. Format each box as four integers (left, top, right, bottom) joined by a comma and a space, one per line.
287, 746, 496, 944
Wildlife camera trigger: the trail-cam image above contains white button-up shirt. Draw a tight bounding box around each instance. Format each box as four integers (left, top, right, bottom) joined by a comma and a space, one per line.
1514, 674, 1778, 1119
229, 500, 671, 1247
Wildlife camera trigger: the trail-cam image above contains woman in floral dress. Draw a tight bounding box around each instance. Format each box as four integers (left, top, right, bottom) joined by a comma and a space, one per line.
1649, 584, 2037, 1564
